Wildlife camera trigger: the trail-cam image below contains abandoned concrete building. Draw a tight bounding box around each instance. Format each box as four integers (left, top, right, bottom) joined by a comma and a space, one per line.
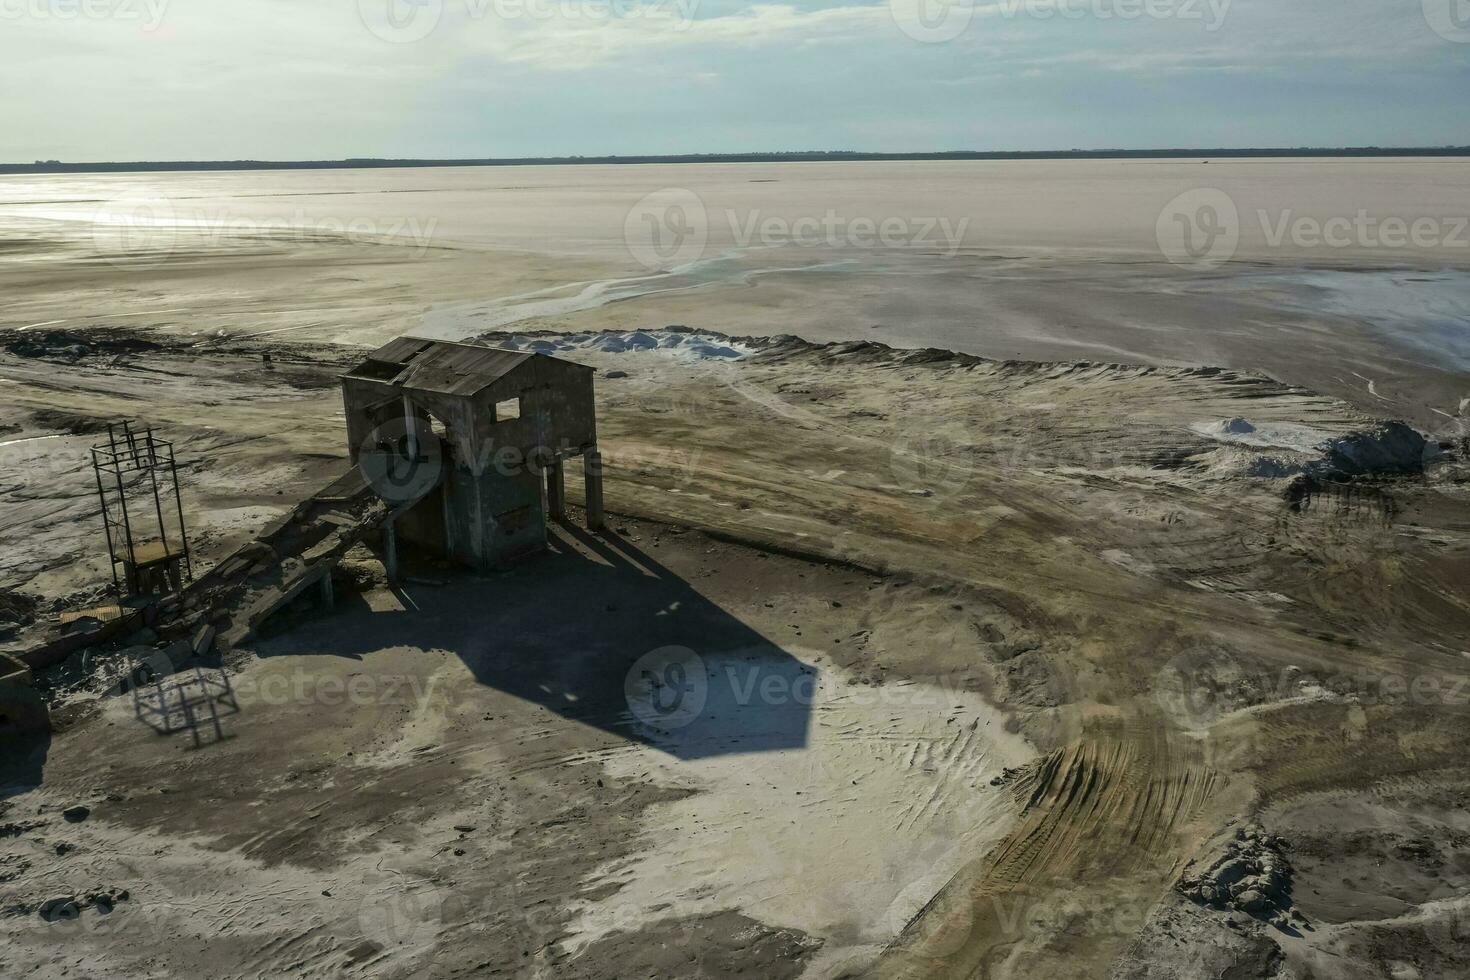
341, 337, 604, 571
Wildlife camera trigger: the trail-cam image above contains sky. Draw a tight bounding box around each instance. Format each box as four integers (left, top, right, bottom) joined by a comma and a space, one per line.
1, 0, 1468, 160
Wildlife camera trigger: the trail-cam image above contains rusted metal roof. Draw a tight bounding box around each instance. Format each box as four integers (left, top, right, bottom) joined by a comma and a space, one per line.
345, 338, 588, 398
394, 346, 534, 397
366, 336, 434, 366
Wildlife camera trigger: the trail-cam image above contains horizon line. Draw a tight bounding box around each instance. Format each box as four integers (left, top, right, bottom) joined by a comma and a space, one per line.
6, 145, 1470, 175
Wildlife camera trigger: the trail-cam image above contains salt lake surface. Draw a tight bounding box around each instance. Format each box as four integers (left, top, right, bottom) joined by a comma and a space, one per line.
2, 158, 1468, 429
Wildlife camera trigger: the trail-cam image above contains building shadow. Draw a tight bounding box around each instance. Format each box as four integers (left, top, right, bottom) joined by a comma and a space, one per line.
257, 525, 816, 760
1, 682, 52, 799
0, 732, 48, 801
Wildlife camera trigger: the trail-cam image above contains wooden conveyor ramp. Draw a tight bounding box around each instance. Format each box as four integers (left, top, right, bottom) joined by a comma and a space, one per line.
193, 466, 431, 651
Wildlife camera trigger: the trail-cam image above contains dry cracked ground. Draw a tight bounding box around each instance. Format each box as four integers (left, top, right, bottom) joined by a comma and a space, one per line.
2, 324, 1470, 980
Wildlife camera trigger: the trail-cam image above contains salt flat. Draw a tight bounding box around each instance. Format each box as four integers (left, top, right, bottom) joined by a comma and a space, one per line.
2, 159, 1468, 429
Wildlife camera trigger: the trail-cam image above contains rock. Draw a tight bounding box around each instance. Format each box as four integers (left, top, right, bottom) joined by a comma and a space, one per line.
1178, 823, 1295, 921
85, 889, 128, 914
161, 640, 194, 670
62, 805, 90, 823
1315, 421, 1429, 477
125, 627, 158, 646
605, 370, 629, 379
1237, 888, 1270, 914
191, 623, 216, 657
39, 897, 79, 922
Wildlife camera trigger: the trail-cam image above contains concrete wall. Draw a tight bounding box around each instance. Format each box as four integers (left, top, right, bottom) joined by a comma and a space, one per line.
341, 348, 595, 570
475, 358, 597, 463
446, 463, 546, 569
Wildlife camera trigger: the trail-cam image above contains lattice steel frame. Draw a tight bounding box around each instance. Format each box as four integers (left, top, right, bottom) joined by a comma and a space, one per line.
90, 420, 192, 596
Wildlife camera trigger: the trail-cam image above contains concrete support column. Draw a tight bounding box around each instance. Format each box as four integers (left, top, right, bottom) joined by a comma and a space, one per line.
383, 518, 399, 583
319, 571, 335, 609
401, 394, 418, 461
441, 481, 455, 559
547, 458, 566, 522
584, 450, 604, 532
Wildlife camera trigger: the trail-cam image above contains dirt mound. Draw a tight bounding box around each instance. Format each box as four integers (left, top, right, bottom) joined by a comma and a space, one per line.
2, 329, 163, 362
1209, 416, 1257, 435
25, 409, 111, 436
1316, 421, 1429, 477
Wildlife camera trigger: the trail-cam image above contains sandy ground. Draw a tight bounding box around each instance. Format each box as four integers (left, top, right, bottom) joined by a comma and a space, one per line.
2, 164, 1470, 975
1, 322, 1468, 978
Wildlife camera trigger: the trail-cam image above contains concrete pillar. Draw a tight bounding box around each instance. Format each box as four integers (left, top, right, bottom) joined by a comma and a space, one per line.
401, 395, 418, 462
547, 458, 566, 522
584, 450, 604, 532
383, 519, 399, 583
319, 571, 335, 609
441, 481, 455, 559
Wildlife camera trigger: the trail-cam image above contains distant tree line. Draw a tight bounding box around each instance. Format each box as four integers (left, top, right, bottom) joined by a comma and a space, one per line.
5, 147, 1470, 174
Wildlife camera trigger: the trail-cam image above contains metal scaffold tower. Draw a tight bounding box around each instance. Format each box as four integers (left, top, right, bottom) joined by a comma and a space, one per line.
91, 421, 192, 598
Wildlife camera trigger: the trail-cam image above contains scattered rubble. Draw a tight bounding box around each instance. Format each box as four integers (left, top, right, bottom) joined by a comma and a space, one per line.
0, 588, 39, 639
35, 888, 130, 922
1178, 824, 1301, 930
